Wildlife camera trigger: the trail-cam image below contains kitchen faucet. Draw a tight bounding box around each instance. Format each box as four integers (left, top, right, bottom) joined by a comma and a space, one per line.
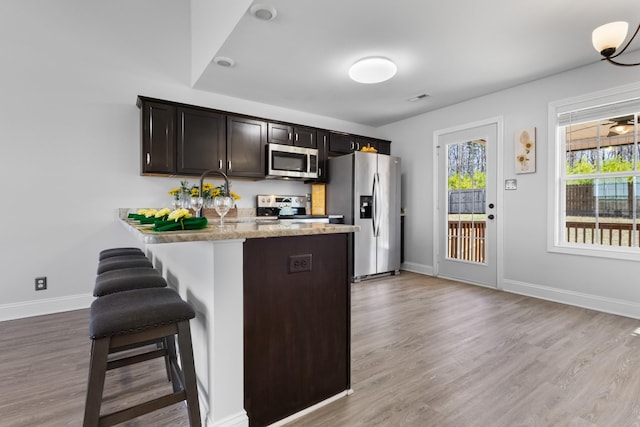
198, 169, 230, 217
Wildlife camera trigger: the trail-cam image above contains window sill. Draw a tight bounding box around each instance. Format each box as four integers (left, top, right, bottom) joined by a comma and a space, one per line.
548, 242, 640, 262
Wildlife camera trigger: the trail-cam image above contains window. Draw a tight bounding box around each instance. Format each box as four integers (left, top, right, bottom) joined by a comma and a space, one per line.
549, 84, 640, 259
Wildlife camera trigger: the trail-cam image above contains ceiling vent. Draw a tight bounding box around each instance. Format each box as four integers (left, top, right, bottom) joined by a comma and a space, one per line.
408, 93, 429, 102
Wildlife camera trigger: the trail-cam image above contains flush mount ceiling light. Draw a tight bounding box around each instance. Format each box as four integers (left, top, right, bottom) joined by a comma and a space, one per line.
213, 56, 235, 67
348, 57, 397, 84
249, 4, 277, 21
592, 21, 640, 66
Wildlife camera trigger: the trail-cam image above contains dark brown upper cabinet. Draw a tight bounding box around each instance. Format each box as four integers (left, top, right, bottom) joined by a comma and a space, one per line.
328, 132, 355, 154
330, 133, 391, 156
139, 98, 176, 174
138, 95, 391, 180
268, 122, 293, 145
176, 107, 226, 175
268, 123, 316, 149
355, 137, 390, 155
227, 115, 267, 178
293, 126, 316, 149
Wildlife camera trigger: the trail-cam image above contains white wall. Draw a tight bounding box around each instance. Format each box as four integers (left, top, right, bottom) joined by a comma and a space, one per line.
0, 0, 376, 320
3, 0, 639, 321
380, 51, 640, 318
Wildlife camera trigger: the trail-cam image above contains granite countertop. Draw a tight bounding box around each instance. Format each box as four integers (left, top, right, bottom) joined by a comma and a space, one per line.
119, 210, 358, 244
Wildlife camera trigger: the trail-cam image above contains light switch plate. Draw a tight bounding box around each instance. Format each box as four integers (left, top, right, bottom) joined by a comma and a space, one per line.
505, 179, 517, 190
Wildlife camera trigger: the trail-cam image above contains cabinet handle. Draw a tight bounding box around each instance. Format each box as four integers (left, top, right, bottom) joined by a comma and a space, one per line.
288, 132, 292, 141
295, 133, 299, 142
228, 160, 232, 171
319, 168, 322, 177
219, 159, 223, 169
350, 141, 355, 150
146, 153, 150, 165
356, 142, 360, 150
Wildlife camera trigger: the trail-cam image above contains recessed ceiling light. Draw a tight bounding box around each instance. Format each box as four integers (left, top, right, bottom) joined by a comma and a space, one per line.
250, 4, 277, 21
349, 57, 397, 84
213, 56, 235, 67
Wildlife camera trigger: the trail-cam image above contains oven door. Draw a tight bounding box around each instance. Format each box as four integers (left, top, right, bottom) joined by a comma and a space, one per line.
268, 144, 318, 179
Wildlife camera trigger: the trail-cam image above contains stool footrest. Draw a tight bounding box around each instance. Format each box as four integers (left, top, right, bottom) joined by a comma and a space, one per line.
98, 391, 187, 427
106, 348, 168, 371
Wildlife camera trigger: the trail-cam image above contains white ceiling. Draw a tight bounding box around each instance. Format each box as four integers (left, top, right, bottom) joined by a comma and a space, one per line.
193, 0, 640, 127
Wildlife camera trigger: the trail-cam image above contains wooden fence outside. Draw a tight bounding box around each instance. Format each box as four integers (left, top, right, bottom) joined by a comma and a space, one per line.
447, 221, 486, 263
448, 189, 486, 214
447, 220, 639, 263
565, 221, 639, 246
566, 182, 634, 217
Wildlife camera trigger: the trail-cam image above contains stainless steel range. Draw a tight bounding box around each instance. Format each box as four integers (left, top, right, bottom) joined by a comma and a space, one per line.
256, 194, 343, 223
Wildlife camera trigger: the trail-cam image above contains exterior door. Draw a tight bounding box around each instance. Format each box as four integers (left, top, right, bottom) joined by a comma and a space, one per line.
435, 119, 501, 288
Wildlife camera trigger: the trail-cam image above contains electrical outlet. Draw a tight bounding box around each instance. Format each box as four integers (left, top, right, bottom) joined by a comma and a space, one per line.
289, 254, 312, 273
35, 276, 47, 291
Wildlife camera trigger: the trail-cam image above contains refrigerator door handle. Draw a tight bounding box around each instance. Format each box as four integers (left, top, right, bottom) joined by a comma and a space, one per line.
371, 175, 377, 236
373, 173, 381, 237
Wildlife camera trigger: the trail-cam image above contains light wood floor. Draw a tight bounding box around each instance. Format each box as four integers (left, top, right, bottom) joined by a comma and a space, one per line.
2, 272, 640, 426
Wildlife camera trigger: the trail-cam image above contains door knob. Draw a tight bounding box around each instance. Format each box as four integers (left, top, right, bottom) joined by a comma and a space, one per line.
488, 214, 495, 220
488, 203, 494, 209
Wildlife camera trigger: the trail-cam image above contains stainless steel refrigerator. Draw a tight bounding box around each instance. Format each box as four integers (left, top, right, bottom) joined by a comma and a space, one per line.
327, 151, 401, 281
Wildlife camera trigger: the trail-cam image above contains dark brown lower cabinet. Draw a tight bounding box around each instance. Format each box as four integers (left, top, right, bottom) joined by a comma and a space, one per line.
243, 234, 350, 427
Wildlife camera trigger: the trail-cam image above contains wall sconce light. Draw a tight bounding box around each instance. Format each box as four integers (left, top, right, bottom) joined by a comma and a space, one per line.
592, 21, 640, 66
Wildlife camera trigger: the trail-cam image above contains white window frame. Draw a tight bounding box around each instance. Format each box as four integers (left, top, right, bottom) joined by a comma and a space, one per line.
547, 82, 640, 261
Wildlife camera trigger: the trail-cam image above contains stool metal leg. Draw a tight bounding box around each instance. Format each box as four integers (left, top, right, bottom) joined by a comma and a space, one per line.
83, 338, 110, 427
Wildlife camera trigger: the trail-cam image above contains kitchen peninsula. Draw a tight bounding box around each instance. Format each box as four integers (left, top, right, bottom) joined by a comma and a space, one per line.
120, 212, 358, 427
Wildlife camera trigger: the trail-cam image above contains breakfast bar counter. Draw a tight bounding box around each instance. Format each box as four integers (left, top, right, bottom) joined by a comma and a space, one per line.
120, 211, 357, 427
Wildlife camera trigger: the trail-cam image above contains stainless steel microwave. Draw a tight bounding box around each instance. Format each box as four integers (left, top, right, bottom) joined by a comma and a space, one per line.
267, 143, 318, 179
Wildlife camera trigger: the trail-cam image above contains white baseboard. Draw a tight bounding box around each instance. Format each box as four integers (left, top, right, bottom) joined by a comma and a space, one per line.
401, 261, 433, 276
503, 279, 640, 319
208, 410, 248, 427
0, 293, 94, 322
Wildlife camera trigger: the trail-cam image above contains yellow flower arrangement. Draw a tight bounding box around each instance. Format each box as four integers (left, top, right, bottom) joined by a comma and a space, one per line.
169, 181, 240, 202
137, 208, 158, 218
154, 208, 171, 220
167, 208, 192, 222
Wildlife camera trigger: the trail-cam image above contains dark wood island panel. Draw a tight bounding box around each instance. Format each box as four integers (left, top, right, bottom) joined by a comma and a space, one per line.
243, 233, 351, 427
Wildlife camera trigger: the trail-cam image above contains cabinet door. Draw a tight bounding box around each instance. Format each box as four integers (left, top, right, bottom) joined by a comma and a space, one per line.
268, 122, 293, 145
227, 116, 267, 178
316, 131, 329, 183
293, 126, 316, 148
378, 140, 391, 155
176, 107, 225, 175
140, 100, 176, 174
329, 132, 354, 154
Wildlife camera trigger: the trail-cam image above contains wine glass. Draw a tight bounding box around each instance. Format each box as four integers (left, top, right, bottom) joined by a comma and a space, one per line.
213, 196, 233, 227
190, 196, 204, 217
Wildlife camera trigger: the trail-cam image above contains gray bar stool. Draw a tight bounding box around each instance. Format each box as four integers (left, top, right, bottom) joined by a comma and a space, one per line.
96, 255, 153, 275
98, 247, 144, 261
94, 267, 166, 297
83, 287, 201, 427
93, 266, 175, 383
